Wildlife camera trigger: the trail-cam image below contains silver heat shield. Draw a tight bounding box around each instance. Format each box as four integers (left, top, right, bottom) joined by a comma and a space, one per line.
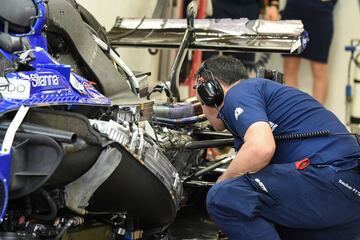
89, 119, 183, 209
108, 18, 308, 54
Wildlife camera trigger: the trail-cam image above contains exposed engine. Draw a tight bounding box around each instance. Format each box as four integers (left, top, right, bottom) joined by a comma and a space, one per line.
0, 103, 204, 240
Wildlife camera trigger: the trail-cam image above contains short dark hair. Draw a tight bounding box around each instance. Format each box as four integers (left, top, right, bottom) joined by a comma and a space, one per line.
196, 55, 249, 86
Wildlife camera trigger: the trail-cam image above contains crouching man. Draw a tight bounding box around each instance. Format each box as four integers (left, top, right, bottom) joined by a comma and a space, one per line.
195, 56, 360, 240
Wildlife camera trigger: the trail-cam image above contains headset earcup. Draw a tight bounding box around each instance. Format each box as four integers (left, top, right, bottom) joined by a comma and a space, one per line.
212, 79, 224, 106
197, 79, 224, 107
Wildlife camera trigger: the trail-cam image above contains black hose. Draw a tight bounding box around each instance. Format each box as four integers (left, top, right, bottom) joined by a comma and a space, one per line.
32, 188, 57, 221
0, 122, 77, 143
192, 156, 234, 178
185, 139, 234, 150
191, 131, 233, 139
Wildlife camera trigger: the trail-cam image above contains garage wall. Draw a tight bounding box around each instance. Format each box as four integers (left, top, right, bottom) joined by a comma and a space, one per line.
77, 0, 360, 122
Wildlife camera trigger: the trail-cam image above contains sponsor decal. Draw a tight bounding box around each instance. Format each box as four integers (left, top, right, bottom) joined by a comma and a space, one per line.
338, 179, 360, 197
234, 107, 244, 120
255, 178, 269, 193
0, 77, 30, 100
29, 73, 59, 87
269, 121, 278, 131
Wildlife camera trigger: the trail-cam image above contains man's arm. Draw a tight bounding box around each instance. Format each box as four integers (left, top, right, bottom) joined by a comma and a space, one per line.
217, 121, 275, 182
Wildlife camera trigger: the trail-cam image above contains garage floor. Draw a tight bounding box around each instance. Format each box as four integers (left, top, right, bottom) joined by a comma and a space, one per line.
168, 199, 219, 240
168, 206, 218, 240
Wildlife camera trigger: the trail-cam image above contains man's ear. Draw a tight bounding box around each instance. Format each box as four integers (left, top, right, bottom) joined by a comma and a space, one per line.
201, 105, 225, 131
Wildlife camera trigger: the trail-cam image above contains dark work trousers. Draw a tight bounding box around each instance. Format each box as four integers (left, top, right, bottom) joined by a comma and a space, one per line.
206, 162, 360, 240
281, 6, 334, 63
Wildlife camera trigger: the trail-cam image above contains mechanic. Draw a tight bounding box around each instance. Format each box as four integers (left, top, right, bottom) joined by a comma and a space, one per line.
195, 55, 360, 240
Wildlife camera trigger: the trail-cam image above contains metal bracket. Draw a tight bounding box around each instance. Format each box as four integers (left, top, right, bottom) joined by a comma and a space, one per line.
169, 1, 197, 101
1, 106, 30, 154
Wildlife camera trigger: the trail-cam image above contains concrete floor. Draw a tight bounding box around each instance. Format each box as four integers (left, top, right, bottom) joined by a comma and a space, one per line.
168, 204, 219, 240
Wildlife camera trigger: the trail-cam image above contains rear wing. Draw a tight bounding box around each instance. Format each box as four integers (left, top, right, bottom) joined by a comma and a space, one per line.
108, 18, 308, 54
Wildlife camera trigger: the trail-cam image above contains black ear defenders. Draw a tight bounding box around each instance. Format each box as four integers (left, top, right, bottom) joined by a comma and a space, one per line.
195, 66, 224, 107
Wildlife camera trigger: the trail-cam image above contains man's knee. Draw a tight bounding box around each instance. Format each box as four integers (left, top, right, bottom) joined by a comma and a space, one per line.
206, 181, 224, 217
206, 179, 239, 220
206, 177, 255, 220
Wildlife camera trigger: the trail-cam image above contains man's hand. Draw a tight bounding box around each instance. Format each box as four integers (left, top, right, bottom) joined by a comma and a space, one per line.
264, 6, 279, 21
216, 121, 275, 183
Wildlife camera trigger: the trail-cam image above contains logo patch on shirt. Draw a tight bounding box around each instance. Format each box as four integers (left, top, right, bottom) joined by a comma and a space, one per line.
234, 107, 244, 120
255, 178, 268, 193
269, 121, 278, 131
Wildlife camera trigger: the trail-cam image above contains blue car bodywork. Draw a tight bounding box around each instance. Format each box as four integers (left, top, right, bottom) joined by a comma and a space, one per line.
0, 0, 111, 221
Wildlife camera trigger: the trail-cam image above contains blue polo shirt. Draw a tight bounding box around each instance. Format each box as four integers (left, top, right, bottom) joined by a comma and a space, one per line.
218, 78, 360, 169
